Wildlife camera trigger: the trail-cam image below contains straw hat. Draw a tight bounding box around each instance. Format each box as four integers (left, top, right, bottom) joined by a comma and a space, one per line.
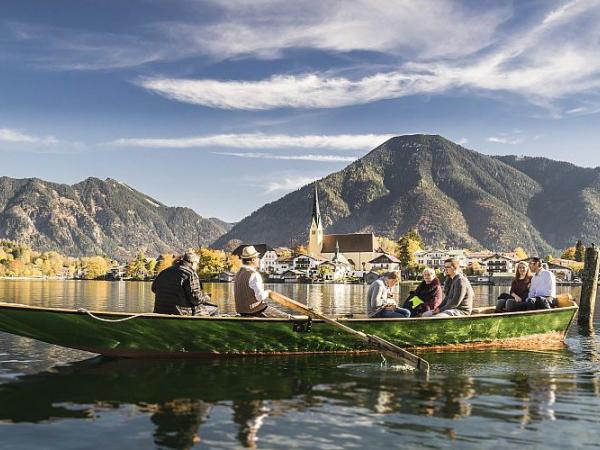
241, 245, 260, 259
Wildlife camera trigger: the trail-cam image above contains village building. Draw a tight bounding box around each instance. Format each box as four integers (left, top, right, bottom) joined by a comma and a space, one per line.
369, 253, 401, 272
318, 242, 353, 281
482, 253, 518, 275
308, 186, 385, 272
414, 249, 468, 269
547, 262, 573, 281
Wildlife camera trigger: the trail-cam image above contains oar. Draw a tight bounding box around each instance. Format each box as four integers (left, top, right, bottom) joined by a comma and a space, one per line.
269, 291, 429, 375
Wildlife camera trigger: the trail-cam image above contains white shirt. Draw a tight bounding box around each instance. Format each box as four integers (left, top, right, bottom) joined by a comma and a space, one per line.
528, 268, 556, 298
241, 264, 270, 302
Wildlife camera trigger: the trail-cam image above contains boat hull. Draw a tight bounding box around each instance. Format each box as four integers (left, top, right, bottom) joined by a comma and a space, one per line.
0, 303, 577, 358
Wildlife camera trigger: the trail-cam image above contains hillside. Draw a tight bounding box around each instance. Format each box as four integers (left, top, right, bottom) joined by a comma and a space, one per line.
214, 135, 599, 254
0, 176, 231, 260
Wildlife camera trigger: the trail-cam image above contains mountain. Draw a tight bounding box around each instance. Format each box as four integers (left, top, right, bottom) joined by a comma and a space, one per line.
0, 176, 232, 260
214, 135, 600, 254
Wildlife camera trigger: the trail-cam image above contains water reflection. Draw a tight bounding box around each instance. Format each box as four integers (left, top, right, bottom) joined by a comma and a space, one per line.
0, 350, 598, 449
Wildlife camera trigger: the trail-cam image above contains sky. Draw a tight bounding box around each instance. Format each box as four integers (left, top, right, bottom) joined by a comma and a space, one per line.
1, 0, 600, 222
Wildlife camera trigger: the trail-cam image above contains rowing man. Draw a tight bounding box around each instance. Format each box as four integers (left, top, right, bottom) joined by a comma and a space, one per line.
234, 245, 288, 318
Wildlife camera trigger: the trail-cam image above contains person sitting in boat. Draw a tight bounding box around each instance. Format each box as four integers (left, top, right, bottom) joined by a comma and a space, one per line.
495, 261, 532, 312
402, 268, 443, 317
368, 271, 411, 318
234, 245, 288, 318
422, 258, 473, 317
152, 252, 216, 316
524, 257, 557, 310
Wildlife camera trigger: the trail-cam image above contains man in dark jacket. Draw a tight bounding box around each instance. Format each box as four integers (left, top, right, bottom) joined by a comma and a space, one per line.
152, 252, 214, 315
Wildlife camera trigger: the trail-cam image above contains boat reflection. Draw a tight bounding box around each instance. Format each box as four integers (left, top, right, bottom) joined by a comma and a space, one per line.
0, 348, 590, 448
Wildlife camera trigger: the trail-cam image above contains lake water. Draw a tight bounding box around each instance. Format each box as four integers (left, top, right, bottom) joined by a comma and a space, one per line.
0, 280, 599, 449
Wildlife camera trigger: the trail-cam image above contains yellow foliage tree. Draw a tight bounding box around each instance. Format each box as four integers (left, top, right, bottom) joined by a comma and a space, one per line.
155, 254, 176, 274
377, 236, 398, 255
196, 248, 226, 280
561, 247, 576, 260
514, 247, 528, 260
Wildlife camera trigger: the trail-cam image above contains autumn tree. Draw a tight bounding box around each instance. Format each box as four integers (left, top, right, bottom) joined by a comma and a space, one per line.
80, 256, 111, 279
561, 247, 576, 260
377, 236, 398, 255
196, 247, 226, 280
514, 247, 528, 260
155, 254, 175, 274
126, 251, 150, 280
397, 229, 423, 269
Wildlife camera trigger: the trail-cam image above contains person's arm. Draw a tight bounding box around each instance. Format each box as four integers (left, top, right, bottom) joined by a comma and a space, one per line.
368, 281, 387, 309
249, 272, 270, 302
183, 271, 204, 307
439, 277, 466, 312
432, 285, 443, 310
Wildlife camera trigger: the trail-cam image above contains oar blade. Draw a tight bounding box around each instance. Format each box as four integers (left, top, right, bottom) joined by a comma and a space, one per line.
367, 334, 430, 375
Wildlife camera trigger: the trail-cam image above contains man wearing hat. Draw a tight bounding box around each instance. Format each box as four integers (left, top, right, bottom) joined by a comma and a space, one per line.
234, 245, 287, 317
152, 251, 215, 315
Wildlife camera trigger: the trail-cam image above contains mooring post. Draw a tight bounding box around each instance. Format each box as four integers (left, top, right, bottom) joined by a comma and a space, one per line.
578, 244, 600, 326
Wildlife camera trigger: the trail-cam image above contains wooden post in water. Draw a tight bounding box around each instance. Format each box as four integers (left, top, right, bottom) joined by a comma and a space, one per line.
578, 244, 600, 326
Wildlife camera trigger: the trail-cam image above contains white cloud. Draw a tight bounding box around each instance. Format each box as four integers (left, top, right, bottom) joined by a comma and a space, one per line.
0, 128, 58, 145
169, 0, 510, 60
215, 152, 357, 162
457, 138, 469, 146
109, 133, 394, 150
4, 1, 509, 71
138, 1, 600, 115
264, 176, 317, 194
487, 136, 523, 145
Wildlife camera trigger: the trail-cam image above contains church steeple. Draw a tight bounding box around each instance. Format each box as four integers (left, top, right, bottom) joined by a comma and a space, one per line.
308, 184, 323, 257
311, 184, 321, 228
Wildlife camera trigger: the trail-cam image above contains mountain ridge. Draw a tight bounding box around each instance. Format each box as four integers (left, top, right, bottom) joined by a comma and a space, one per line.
0, 176, 232, 260
214, 135, 599, 254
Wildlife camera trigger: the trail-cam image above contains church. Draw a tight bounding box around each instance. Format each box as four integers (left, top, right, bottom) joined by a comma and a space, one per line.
308, 186, 385, 271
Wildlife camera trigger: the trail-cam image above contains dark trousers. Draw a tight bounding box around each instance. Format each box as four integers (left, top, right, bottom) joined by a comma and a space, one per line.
372, 307, 411, 318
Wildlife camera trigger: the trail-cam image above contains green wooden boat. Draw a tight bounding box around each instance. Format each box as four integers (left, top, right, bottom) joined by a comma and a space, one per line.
0, 300, 578, 358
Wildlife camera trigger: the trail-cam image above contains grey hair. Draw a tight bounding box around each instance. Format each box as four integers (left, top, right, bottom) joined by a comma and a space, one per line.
422, 268, 436, 277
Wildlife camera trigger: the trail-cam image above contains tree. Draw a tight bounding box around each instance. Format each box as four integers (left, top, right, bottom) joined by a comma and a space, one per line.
397, 229, 423, 269
561, 247, 576, 260
196, 248, 226, 280
155, 254, 175, 274
126, 251, 150, 280
377, 236, 398, 255
80, 256, 111, 279
226, 254, 243, 273
514, 247, 528, 260
292, 245, 308, 256
575, 240, 585, 262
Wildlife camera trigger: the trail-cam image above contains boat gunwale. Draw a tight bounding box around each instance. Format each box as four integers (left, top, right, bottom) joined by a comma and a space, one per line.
0, 301, 579, 323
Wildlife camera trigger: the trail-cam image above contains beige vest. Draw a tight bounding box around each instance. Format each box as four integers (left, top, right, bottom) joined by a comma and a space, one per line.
234, 267, 265, 314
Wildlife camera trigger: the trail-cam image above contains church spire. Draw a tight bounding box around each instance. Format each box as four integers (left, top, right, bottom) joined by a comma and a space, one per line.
311, 184, 321, 228
308, 184, 324, 257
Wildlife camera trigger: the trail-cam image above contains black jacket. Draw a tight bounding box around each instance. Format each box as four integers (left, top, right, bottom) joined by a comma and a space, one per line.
152, 263, 205, 315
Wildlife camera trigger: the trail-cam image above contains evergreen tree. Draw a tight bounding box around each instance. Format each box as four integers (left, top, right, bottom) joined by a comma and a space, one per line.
575, 240, 585, 262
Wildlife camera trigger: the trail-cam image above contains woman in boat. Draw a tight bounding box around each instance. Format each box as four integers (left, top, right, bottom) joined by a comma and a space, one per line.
403, 268, 443, 317
495, 261, 532, 312
368, 271, 411, 318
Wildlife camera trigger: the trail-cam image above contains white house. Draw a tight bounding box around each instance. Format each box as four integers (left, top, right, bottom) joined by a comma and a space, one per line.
368, 253, 401, 272
547, 262, 573, 281
482, 253, 518, 275
414, 249, 468, 269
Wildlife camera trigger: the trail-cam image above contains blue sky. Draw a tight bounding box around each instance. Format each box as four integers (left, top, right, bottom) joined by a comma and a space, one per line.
1, 0, 600, 222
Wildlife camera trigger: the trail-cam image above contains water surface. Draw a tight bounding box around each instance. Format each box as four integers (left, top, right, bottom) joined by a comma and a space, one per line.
0, 280, 598, 449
